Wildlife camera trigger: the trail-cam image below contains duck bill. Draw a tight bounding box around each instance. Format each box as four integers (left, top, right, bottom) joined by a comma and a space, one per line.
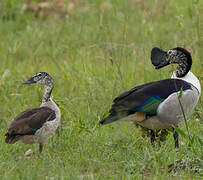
151, 47, 169, 69
23, 77, 36, 84
155, 60, 170, 69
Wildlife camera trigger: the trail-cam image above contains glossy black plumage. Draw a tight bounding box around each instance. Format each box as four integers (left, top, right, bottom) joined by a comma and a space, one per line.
100, 79, 192, 124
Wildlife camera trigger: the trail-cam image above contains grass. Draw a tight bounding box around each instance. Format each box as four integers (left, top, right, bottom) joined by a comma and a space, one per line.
0, 0, 202, 179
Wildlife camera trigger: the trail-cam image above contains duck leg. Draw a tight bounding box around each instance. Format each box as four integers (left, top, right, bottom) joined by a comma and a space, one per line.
173, 128, 179, 148
150, 130, 155, 145
39, 143, 43, 153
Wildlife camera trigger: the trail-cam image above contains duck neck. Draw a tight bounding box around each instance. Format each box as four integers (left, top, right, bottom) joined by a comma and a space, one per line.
42, 84, 53, 103
174, 52, 192, 78
175, 60, 191, 78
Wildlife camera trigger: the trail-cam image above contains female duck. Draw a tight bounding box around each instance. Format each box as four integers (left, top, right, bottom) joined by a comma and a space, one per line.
100, 47, 201, 148
5, 72, 61, 152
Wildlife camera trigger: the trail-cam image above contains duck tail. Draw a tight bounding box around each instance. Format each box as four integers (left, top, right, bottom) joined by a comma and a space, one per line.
99, 114, 118, 125
5, 132, 20, 144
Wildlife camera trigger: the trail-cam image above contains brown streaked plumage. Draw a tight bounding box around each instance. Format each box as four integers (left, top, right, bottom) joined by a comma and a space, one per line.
5, 72, 61, 153
5, 107, 56, 144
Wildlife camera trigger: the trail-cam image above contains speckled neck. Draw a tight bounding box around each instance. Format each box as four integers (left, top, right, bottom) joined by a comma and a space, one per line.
175, 59, 190, 77
42, 84, 53, 103
172, 47, 192, 78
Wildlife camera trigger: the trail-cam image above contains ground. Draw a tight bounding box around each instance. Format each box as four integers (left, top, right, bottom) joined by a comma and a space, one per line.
0, 0, 202, 179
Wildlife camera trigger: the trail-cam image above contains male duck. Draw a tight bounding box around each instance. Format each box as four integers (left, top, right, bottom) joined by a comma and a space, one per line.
100, 47, 201, 148
5, 72, 61, 152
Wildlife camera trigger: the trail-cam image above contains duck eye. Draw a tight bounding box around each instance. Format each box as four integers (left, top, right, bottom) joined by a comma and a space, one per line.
168, 50, 173, 55
38, 73, 42, 77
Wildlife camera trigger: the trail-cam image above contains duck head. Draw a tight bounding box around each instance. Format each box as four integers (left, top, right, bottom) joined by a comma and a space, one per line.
23, 72, 53, 87
151, 47, 192, 78
23, 72, 53, 102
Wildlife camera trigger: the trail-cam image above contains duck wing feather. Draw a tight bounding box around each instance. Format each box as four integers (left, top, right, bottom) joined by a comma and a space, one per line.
100, 79, 192, 125
5, 107, 56, 144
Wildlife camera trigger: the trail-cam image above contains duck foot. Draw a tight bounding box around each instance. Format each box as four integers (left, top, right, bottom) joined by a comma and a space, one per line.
39, 143, 43, 153
173, 128, 179, 148
150, 130, 155, 145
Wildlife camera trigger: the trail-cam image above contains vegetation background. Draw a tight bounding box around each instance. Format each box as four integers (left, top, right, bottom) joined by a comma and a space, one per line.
0, 0, 202, 179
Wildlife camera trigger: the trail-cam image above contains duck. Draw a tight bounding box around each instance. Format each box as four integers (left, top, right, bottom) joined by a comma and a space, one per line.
100, 47, 201, 148
5, 72, 61, 153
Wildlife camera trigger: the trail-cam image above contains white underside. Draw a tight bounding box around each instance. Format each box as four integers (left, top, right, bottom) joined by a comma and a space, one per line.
171, 71, 201, 94
119, 71, 201, 130
119, 113, 171, 130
